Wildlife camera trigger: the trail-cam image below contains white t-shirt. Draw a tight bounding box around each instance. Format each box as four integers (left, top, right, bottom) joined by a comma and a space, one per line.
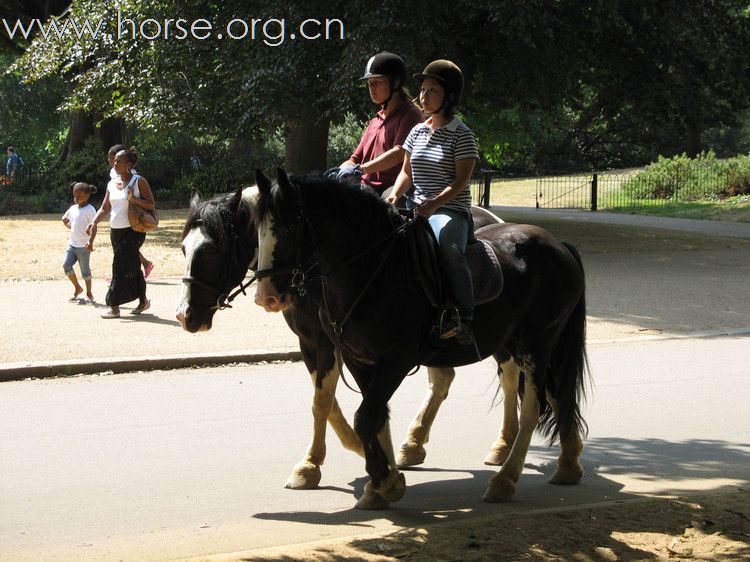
62, 203, 96, 247
108, 173, 141, 229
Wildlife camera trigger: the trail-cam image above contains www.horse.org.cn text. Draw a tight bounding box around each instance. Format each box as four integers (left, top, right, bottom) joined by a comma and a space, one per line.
2, 12, 346, 47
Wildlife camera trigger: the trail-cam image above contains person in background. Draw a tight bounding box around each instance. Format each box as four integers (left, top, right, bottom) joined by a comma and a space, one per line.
107, 144, 154, 279
62, 182, 97, 303
335, 51, 424, 198
386, 60, 478, 344
88, 147, 155, 318
6, 147, 23, 181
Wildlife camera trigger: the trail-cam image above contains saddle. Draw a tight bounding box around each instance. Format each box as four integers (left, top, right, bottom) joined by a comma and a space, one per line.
405, 216, 503, 310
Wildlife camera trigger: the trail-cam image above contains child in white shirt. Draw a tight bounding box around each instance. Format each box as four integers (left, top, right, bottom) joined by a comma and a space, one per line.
62, 182, 98, 302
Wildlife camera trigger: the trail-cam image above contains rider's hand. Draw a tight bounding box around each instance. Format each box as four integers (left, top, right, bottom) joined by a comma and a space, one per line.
416, 199, 439, 217
336, 164, 362, 183
385, 195, 398, 205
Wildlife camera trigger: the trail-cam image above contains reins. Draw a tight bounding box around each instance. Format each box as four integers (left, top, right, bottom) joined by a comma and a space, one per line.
255, 192, 422, 393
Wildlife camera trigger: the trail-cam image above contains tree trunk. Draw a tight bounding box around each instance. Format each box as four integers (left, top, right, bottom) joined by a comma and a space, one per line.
97, 117, 129, 151
67, 109, 94, 157
284, 115, 330, 174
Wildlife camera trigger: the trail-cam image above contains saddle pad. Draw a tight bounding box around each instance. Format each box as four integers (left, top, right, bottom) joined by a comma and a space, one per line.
467, 239, 503, 304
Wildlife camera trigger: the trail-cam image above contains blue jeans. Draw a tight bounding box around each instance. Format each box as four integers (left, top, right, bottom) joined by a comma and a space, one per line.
63, 245, 92, 280
427, 208, 473, 321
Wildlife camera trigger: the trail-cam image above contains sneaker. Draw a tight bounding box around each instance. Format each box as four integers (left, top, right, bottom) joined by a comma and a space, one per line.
143, 262, 154, 279
131, 299, 150, 315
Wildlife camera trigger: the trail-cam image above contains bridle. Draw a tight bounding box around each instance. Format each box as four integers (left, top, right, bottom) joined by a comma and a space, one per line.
182, 219, 258, 311
254, 184, 420, 391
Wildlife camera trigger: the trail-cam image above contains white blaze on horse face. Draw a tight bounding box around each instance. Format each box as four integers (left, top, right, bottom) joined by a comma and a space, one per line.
242, 185, 260, 270
255, 214, 288, 312
176, 227, 208, 327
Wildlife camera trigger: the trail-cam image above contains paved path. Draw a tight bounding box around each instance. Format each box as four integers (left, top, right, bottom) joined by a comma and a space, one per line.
1, 336, 747, 561
1, 207, 748, 381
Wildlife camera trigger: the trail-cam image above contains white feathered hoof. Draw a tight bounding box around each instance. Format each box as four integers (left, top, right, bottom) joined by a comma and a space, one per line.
549, 462, 583, 485
396, 443, 426, 467
483, 444, 512, 466
483, 475, 516, 503
284, 461, 322, 490
355, 469, 406, 510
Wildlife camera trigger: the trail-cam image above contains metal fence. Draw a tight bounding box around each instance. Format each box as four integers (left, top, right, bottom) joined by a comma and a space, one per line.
471, 170, 509, 208
535, 166, 733, 211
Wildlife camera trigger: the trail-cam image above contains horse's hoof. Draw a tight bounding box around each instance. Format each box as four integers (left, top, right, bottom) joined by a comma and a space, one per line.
284, 462, 321, 490
549, 463, 583, 485
396, 443, 426, 467
380, 470, 406, 502
355, 470, 406, 509
483, 445, 512, 466
483, 475, 515, 502
356, 487, 390, 510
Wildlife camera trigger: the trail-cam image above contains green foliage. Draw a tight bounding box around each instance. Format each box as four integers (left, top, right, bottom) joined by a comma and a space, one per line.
327, 112, 365, 166
7, 0, 750, 179
621, 152, 750, 201
0, 53, 67, 166
173, 130, 285, 197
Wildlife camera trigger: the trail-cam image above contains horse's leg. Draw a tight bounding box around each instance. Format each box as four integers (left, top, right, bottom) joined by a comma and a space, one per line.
396, 366, 456, 467
354, 372, 407, 510
285, 361, 343, 489
546, 392, 584, 485
484, 363, 541, 502
484, 357, 520, 465
326, 393, 365, 457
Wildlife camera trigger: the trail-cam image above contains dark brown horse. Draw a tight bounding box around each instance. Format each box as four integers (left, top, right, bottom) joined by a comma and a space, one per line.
255, 169, 588, 509
176, 186, 516, 491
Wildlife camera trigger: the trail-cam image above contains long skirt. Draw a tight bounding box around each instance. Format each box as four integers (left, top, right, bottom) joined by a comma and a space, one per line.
106, 227, 146, 307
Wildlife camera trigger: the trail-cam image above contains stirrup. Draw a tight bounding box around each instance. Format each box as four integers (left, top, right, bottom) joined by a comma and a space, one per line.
438, 307, 461, 339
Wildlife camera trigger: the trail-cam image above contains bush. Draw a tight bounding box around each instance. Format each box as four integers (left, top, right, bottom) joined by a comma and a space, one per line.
327, 112, 365, 166
621, 152, 750, 201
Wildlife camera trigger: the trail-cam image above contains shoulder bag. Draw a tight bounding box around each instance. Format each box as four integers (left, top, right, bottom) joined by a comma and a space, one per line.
126, 174, 159, 233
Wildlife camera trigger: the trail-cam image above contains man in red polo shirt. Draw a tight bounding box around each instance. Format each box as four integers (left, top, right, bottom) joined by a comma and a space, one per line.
335, 52, 424, 197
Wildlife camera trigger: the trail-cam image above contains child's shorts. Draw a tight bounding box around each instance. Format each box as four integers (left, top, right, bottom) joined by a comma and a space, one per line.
63, 245, 92, 280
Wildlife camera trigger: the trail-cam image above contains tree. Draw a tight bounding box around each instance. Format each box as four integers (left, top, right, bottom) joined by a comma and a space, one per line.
10, 0, 750, 175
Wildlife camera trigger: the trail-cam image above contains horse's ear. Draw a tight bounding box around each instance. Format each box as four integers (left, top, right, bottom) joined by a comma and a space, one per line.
255, 169, 271, 195
190, 190, 201, 209
228, 187, 243, 212
276, 167, 293, 199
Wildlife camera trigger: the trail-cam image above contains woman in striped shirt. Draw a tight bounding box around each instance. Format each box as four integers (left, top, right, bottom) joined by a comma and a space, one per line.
386, 60, 478, 345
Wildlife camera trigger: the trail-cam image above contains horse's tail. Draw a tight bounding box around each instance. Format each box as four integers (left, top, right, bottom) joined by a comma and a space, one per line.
539, 241, 589, 444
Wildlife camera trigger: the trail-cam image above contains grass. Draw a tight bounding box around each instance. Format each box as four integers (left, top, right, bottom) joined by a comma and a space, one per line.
605, 196, 750, 222
474, 172, 750, 222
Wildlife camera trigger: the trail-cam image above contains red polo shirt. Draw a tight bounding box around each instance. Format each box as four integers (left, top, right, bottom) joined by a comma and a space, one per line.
350, 100, 424, 193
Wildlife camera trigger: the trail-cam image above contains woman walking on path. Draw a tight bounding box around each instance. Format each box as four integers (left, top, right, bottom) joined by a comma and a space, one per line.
88, 147, 155, 318
107, 144, 154, 279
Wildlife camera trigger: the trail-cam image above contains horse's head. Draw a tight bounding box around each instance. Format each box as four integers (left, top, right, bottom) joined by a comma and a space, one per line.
176, 187, 259, 332
254, 168, 309, 313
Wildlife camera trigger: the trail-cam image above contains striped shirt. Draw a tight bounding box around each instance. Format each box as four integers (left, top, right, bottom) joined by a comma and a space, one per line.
403, 116, 478, 213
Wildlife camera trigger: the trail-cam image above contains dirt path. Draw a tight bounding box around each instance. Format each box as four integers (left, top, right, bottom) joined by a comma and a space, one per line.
180, 488, 749, 561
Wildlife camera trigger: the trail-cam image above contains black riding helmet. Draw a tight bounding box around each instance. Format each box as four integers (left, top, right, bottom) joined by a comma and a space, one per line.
415, 59, 464, 115
360, 51, 407, 108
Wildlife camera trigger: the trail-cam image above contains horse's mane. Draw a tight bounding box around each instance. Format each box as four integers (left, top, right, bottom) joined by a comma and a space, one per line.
294, 174, 401, 235
182, 191, 255, 243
